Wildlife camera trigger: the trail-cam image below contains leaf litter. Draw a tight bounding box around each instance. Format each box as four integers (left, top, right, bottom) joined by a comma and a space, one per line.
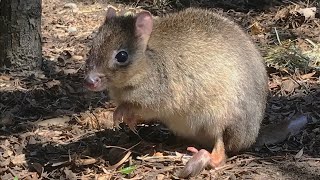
0, 0, 320, 179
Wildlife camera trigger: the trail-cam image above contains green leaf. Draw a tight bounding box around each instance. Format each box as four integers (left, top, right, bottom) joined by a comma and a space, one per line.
118, 165, 136, 175
14, 176, 19, 180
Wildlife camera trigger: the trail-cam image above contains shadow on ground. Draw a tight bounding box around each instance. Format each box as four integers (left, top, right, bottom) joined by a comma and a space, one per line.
1, 68, 318, 178
1, 0, 320, 178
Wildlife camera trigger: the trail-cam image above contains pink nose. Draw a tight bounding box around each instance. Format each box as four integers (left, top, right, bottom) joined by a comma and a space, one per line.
84, 75, 101, 89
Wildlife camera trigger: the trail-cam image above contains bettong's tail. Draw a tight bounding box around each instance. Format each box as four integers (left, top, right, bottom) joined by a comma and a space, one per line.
253, 114, 308, 148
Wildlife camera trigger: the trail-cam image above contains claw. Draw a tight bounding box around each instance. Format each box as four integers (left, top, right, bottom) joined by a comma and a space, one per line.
127, 116, 138, 134
128, 124, 138, 134
114, 121, 121, 129
113, 107, 124, 127
113, 103, 140, 133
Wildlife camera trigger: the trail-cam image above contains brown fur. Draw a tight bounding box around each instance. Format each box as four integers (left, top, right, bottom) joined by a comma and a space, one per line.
86, 8, 268, 154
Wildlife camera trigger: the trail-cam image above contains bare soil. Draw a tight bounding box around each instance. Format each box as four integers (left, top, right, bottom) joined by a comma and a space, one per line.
1, 0, 320, 179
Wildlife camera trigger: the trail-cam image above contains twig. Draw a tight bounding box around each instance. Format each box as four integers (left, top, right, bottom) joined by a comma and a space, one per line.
215, 163, 237, 171
274, 27, 282, 46
105, 151, 132, 170
305, 38, 318, 48
137, 155, 184, 163
104, 141, 142, 155
301, 158, 320, 161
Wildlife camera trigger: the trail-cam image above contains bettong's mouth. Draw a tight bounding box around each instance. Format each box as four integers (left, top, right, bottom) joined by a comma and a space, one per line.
83, 72, 108, 92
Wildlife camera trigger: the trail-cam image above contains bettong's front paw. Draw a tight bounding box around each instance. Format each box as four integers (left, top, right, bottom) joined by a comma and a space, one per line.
113, 103, 141, 133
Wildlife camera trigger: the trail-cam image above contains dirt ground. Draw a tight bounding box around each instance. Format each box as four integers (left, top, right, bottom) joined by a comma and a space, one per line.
1, 0, 320, 179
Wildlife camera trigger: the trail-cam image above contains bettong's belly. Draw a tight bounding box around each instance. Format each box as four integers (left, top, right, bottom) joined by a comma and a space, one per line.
161, 116, 216, 148
139, 108, 216, 147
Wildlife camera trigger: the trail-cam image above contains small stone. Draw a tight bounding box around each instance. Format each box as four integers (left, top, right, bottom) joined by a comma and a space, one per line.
72, 8, 79, 13
63, 69, 78, 75
124, 11, 134, 17
64, 3, 77, 10
67, 27, 77, 33
71, 55, 83, 61
312, 128, 320, 133
11, 154, 26, 165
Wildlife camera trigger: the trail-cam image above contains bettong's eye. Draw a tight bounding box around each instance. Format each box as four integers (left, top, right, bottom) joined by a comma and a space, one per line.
115, 51, 129, 64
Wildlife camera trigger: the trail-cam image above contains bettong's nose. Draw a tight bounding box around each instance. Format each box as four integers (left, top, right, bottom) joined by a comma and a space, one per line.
84, 74, 101, 89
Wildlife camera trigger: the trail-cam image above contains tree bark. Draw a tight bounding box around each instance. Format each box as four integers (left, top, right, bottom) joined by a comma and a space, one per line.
0, 0, 42, 73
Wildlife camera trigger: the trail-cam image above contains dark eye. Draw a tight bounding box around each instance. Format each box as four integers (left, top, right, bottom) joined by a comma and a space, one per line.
115, 51, 128, 63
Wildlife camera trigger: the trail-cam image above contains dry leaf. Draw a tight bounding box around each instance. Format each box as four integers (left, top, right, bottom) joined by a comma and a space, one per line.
298, 7, 316, 20
106, 151, 132, 170
294, 148, 304, 160
124, 11, 134, 17
45, 79, 61, 88
153, 152, 164, 157
0, 173, 14, 180
0, 110, 14, 126
64, 3, 77, 10
78, 108, 114, 129
28, 136, 37, 145
63, 68, 78, 75
64, 168, 77, 180
51, 161, 69, 167
274, 6, 290, 21
11, 154, 26, 165
36, 116, 70, 127
71, 55, 83, 61
0, 75, 11, 81
30, 162, 44, 175
74, 156, 97, 166
104, 5, 119, 14
3, 149, 13, 158
250, 22, 264, 35
0, 157, 10, 166
96, 174, 112, 180
65, 83, 76, 93
156, 174, 165, 180
36, 129, 63, 138
300, 72, 316, 79
281, 79, 298, 93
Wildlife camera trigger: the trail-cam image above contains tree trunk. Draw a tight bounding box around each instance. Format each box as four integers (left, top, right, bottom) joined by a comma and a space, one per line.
0, 0, 42, 73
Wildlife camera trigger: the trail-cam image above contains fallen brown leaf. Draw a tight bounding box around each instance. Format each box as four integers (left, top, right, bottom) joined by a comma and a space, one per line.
294, 148, 304, 160
300, 71, 316, 79
298, 7, 317, 20
64, 168, 77, 180
11, 154, 26, 165
281, 79, 299, 93
36, 116, 70, 127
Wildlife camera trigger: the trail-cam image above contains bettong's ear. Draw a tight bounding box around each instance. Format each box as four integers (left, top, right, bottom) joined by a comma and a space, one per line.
134, 11, 153, 40
106, 6, 117, 19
